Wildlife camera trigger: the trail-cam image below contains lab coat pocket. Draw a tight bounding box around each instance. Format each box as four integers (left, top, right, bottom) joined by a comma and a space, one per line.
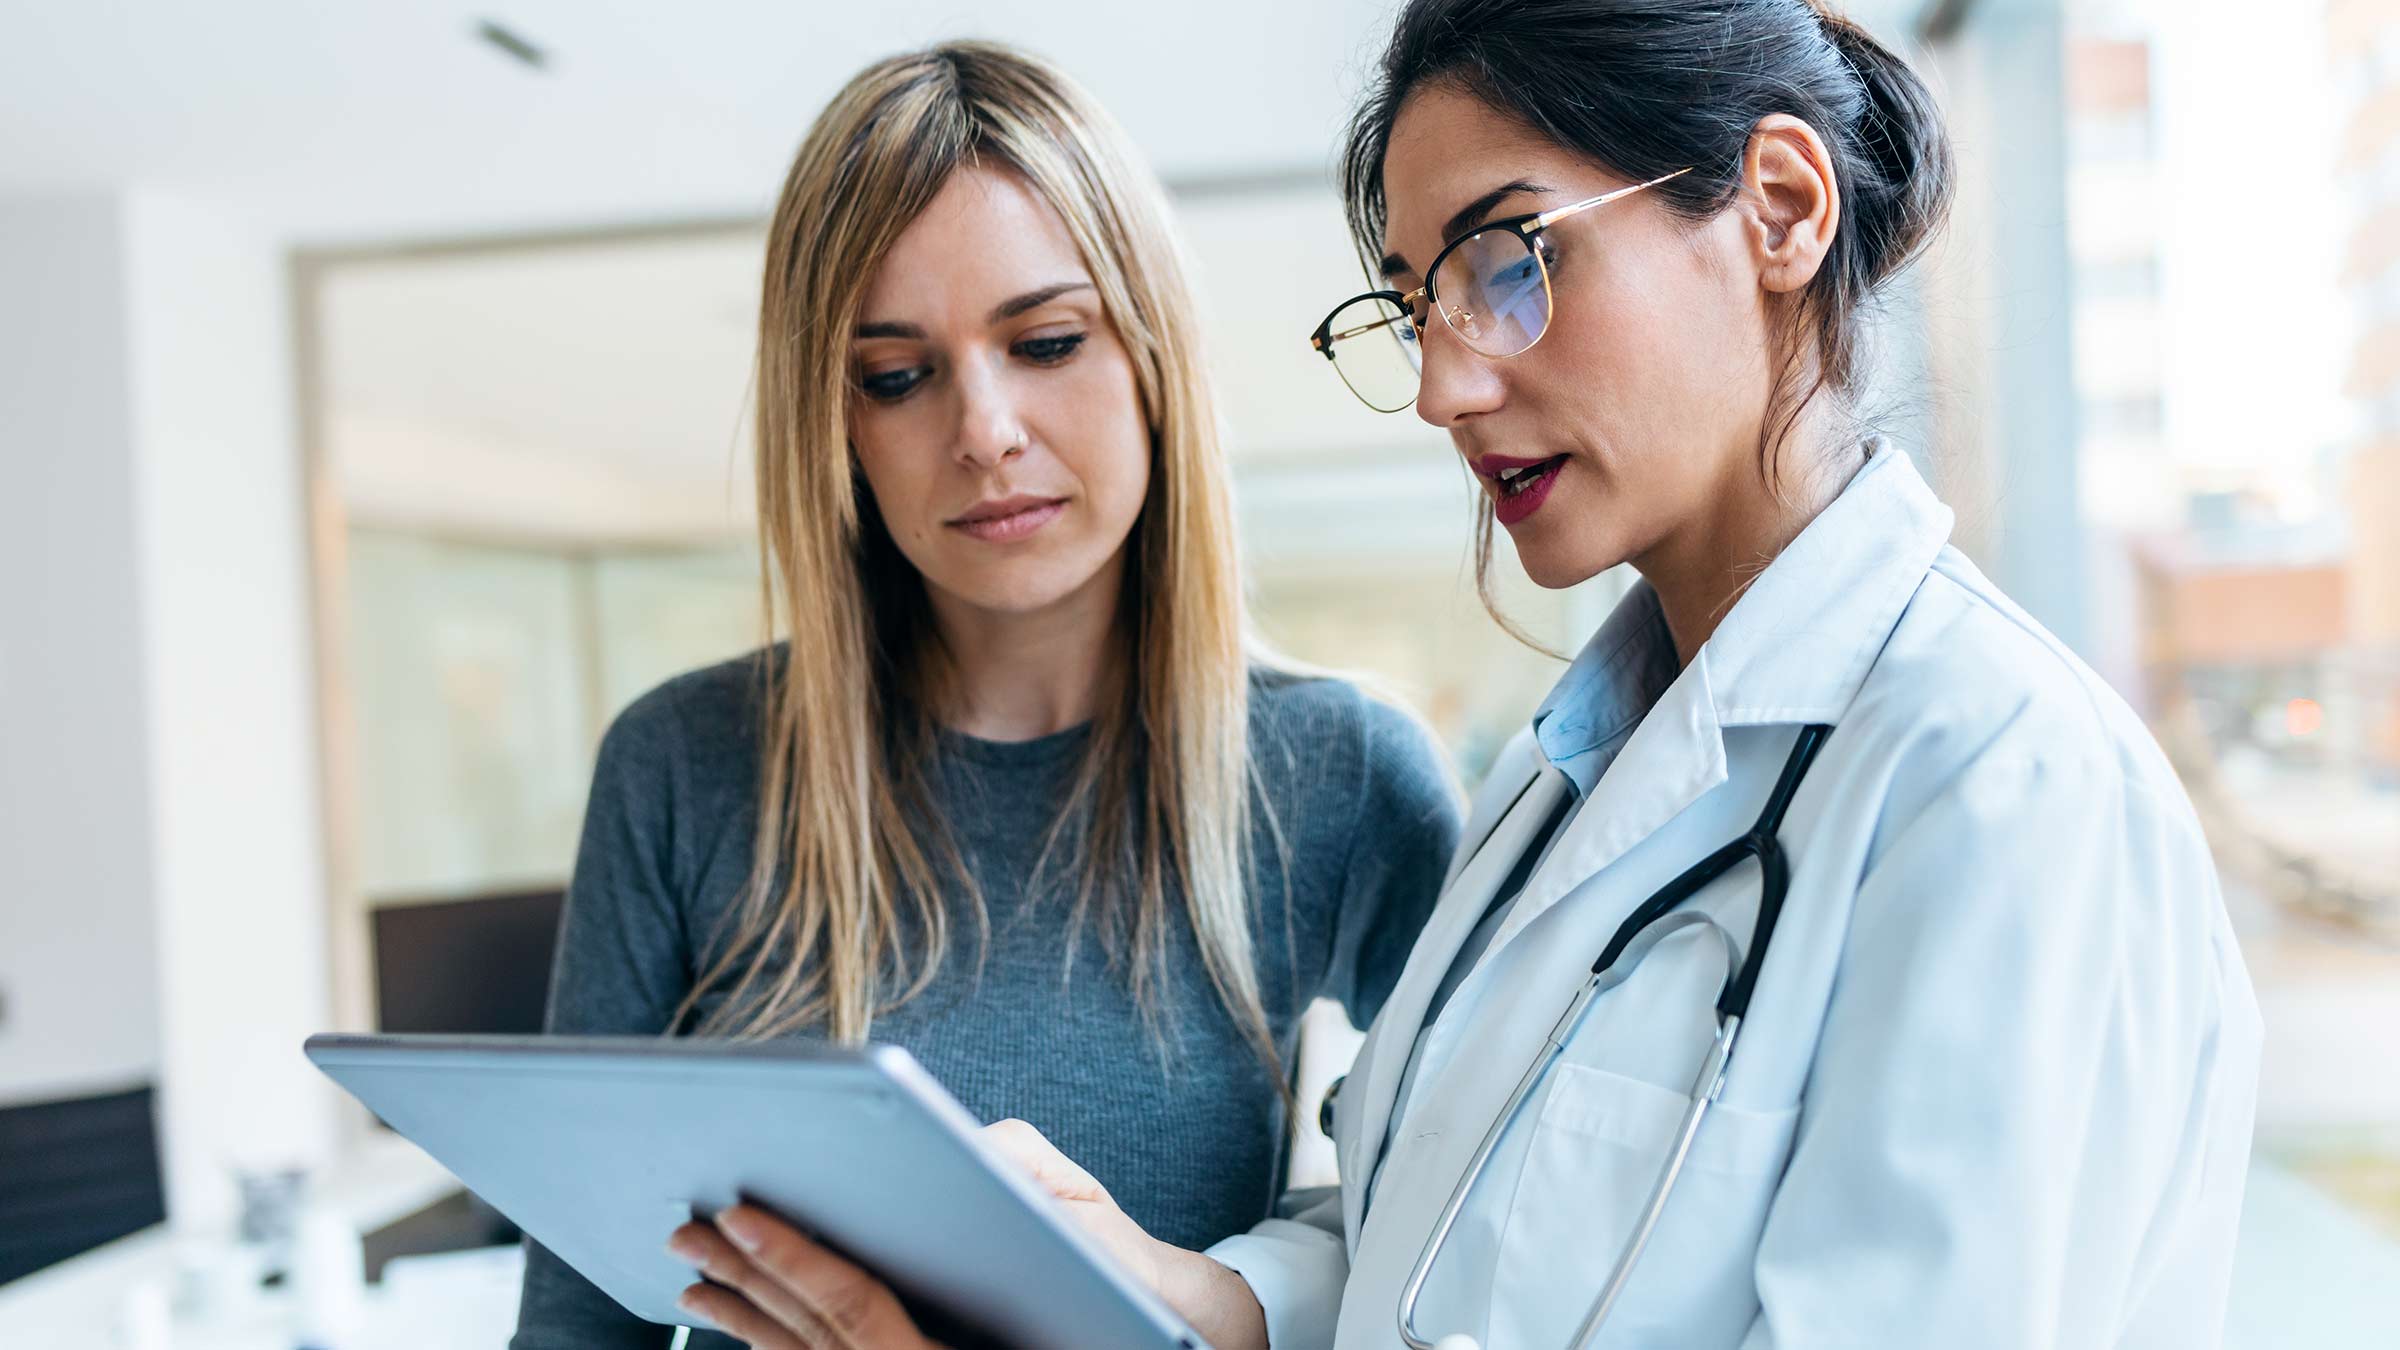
1488, 1062, 1797, 1350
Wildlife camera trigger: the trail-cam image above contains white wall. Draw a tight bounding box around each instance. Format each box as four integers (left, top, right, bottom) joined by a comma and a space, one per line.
0, 193, 165, 1107
123, 193, 338, 1231
0, 189, 338, 1233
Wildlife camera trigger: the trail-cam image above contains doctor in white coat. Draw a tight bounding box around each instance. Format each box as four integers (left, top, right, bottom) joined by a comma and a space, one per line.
664, 2, 2262, 1347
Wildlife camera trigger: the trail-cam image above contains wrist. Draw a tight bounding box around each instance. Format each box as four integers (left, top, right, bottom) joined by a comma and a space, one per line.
1152, 1242, 1267, 1350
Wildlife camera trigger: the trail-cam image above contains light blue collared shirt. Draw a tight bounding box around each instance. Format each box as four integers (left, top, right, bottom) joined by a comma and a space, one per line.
1529, 581, 1685, 800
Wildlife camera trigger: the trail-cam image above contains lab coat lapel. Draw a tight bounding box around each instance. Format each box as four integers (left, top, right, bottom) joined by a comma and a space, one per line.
1340, 743, 1562, 1242
1330, 667, 1728, 1344
1482, 653, 1729, 956
1439, 730, 1540, 891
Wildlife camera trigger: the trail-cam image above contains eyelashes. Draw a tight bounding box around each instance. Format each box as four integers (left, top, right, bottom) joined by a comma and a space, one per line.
856, 332, 1089, 405
859, 366, 927, 401
1015, 332, 1086, 364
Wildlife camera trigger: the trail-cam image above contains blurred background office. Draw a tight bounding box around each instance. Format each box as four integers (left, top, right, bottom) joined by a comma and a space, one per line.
2, 0, 2394, 1345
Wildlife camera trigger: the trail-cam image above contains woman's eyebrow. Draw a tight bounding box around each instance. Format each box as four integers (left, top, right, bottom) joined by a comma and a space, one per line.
854, 281, 1095, 340
987, 280, 1094, 323
1380, 179, 1554, 278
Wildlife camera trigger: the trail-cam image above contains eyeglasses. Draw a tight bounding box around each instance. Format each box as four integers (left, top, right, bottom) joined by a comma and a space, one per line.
1308, 168, 1692, 413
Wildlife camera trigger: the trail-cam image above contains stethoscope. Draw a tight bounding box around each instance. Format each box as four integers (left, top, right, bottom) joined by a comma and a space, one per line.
1397, 722, 1833, 1350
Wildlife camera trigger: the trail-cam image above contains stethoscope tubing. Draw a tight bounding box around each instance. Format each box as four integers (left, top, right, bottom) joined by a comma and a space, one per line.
1393, 724, 1833, 1350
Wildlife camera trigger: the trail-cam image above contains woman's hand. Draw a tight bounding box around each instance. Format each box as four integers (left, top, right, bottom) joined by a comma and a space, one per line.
664, 1120, 1264, 1350
974, 1118, 1174, 1294
978, 1119, 1266, 1350
668, 1205, 941, 1349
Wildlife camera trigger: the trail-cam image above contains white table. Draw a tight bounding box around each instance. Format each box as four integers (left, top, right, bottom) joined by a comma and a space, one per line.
0, 1135, 525, 1349
0, 1234, 525, 1349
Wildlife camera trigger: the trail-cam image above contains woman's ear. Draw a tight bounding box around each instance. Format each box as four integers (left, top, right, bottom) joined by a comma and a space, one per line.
1739, 113, 1841, 295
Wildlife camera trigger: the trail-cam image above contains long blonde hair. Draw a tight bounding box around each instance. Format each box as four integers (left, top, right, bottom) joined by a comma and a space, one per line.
676, 42, 1275, 1071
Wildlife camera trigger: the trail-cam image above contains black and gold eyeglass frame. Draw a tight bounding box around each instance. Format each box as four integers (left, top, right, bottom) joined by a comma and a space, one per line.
1308, 167, 1692, 413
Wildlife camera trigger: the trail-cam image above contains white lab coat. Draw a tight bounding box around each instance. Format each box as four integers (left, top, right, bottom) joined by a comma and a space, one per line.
1209, 447, 2261, 1349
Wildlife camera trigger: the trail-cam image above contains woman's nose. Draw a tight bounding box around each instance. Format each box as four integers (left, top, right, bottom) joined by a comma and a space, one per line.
1412, 318, 1504, 428
953, 358, 1028, 468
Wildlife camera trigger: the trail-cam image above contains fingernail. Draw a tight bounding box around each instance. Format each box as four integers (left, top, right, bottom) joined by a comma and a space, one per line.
717, 1208, 765, 1252
665, 1233, 705, 1268
677, 1287, 715, 1327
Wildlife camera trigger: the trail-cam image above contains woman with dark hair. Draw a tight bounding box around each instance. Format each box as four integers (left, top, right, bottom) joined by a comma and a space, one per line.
663, 4, 2260, 1347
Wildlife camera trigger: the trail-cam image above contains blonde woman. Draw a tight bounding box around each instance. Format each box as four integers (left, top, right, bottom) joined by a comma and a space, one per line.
508, 41, 1461, 1350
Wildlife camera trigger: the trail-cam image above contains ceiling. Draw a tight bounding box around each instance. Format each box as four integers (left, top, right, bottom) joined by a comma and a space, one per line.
0, 0, 1930, 243
0, 0, 1406, 242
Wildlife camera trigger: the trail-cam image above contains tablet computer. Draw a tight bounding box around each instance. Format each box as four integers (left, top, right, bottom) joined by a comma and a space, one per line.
304, 1033, 1209, 1350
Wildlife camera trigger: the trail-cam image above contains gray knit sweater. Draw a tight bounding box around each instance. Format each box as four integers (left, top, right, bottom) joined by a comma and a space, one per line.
509, 652, 1462, 1349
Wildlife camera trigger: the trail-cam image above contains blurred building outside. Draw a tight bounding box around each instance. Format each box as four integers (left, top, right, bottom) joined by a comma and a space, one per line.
2060, 0, 2400, 1254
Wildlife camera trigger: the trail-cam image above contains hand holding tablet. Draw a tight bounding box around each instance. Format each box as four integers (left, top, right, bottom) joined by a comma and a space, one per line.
661, 1120, 1269, 1350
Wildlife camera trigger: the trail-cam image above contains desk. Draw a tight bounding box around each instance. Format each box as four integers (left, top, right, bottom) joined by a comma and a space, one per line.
0, 1236, 523, 1348
0, 1135, 521, 1348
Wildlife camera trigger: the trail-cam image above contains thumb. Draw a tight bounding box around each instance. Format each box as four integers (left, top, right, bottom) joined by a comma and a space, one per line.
980, 1119, 1112, 1206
